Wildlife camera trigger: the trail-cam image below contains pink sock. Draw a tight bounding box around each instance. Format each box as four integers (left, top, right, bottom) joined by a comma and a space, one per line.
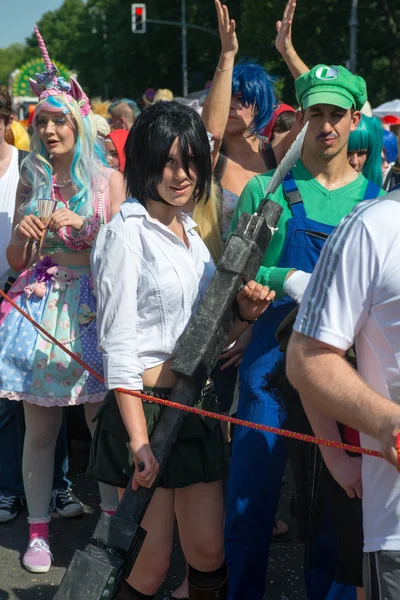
29, 523, 49, 541
103, 509, 116, 516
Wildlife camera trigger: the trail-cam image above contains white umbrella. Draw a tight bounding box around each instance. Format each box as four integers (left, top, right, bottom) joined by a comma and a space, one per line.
372, 99, 400, 118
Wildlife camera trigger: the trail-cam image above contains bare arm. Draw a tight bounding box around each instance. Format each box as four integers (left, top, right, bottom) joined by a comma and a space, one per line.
271, 119, 302, 164
287, 331, 400, 468
275, 0, 309, 79
6, 183, 43, 272
226, 281, 275, 345
115, 390, 159, 490
115, 391, 148, 446
109, 170, 127, 219
202, 0, 238, 167
300, 393, 363, 498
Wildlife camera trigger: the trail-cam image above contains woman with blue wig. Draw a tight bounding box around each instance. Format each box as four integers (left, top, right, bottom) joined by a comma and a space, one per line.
201, 0, 290, 434
202, 0, 279, 243
347, 115, 384, 187
0, 27, 124, 573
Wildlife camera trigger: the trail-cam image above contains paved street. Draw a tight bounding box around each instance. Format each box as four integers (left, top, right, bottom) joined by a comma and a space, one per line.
0, 441, 306, 600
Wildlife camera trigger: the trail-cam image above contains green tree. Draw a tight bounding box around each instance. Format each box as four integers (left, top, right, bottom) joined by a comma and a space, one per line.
24, 0, 86, 71
0, 44, 27, 87
83, 0, 224, 99
3, 0, 400, 107
239, 0, 400, 107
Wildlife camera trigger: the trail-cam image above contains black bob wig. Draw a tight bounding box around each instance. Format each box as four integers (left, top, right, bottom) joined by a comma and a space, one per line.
124, 101, 212, 206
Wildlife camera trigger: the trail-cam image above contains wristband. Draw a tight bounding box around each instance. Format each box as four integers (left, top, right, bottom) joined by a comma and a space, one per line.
216, 66, 234, 72
11, 225, 29, 248
236, 310, 257, 325
232, 296, 257, 325
283, 270, 312, 304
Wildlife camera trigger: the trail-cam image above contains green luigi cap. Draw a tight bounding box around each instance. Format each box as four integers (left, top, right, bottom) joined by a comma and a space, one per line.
295, 65, 367, 111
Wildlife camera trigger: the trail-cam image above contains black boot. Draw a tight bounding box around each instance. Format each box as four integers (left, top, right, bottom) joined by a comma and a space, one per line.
115, 580, 135, 600
187, 564, 228, 600
188, 575, 228, 600
115, 580, 155, 600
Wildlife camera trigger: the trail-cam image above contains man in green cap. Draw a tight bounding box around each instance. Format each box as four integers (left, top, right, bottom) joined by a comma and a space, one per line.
225, 63, 386, 600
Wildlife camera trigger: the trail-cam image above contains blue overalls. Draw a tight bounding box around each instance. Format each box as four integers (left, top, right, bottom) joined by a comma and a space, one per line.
225, 173, 380, 600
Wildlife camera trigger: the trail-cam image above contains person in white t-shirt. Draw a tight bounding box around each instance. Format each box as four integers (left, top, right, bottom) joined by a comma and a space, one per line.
286, 191, 400, 600
0, 86, 19, 289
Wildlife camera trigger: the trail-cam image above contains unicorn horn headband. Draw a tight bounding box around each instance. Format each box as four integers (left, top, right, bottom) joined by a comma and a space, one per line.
29, 25, 91, 118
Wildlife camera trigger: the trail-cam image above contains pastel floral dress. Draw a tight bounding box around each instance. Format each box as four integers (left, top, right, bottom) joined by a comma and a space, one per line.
0, 170, 112, 407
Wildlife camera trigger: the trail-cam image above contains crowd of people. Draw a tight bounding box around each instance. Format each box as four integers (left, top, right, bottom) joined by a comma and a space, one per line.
1, 1, 400, 599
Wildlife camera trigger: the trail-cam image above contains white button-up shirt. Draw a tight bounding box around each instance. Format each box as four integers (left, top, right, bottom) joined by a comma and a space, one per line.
91, 199, 215, 390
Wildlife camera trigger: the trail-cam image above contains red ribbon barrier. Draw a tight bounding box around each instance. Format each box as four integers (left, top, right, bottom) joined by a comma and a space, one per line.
0, 288, 392, 463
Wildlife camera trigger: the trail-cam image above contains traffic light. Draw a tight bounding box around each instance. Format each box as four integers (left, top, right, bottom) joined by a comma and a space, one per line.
132, 3, 146, 34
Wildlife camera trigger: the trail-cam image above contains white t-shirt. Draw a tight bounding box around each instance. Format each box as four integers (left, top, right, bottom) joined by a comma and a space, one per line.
0, 146, 19, 284
294, 192, 400, 552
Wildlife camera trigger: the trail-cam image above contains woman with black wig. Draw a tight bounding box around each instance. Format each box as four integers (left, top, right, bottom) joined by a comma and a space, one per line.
91, 101, 275, 600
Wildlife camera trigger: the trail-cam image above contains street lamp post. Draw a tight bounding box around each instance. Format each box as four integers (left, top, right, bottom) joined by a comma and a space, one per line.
349, 0, 358, 73
138, 2, 219, 98
181, 0, 188, 98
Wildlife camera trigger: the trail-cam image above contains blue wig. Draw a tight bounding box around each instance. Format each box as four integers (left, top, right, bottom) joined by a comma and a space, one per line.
383, 129, 399, 163
231, 60, 276, 136
348, 115, 383, 187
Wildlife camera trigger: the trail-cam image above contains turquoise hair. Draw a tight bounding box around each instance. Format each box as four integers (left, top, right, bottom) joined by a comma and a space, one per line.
348, 115, 383, 187
20, 94, 107, 217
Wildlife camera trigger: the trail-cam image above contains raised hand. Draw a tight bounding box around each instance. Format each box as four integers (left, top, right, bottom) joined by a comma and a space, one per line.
215, 0, 238, 58
275, 0, 297, 58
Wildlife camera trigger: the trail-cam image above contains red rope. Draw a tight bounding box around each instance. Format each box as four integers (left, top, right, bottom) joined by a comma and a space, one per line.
0, 288, 389, 462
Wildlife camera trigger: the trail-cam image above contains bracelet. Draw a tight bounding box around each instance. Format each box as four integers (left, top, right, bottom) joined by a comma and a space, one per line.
10, 237, 29, 248
68, 215, 86, 239
236, 310, 257, 325
216, 66, 234, 72
10, 225, 29, 248
74, 213, 101, 246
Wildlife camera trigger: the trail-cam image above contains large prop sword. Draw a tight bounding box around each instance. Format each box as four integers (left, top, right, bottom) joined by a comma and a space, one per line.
53, 123, 308, 600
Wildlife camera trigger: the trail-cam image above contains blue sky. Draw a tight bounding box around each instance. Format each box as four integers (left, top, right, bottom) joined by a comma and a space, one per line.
1, 0, 65, 48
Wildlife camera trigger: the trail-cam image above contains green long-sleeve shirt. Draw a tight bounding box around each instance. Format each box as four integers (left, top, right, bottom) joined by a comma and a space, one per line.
230, 160, 385, 298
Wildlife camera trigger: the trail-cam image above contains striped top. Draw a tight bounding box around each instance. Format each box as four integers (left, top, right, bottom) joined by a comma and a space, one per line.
294, 192, 400, 553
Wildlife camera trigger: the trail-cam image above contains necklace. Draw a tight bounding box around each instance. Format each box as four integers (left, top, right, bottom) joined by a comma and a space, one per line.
51, 177, 104, 251
53, 176, 73, 188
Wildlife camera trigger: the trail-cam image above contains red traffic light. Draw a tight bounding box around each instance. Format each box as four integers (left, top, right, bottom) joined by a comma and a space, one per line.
132, 3, 146, 33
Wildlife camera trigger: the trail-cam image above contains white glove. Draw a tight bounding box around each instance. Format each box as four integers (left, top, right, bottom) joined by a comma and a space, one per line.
283, 270, 312, 304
